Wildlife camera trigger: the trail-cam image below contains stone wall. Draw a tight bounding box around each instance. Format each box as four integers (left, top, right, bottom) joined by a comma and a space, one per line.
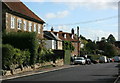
2, 59, 64, 76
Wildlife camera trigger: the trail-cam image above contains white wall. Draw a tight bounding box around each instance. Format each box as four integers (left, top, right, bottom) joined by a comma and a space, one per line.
45, 40, 56, 49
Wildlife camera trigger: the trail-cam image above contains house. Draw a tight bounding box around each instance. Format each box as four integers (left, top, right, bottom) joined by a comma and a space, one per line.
44, 28, 80, 56
2, 0, 45, 38
44, 31, 62, 50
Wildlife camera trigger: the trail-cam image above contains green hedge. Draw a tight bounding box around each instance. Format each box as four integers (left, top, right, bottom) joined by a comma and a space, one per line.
2, 44, 30, 70
2, 32, 39, 65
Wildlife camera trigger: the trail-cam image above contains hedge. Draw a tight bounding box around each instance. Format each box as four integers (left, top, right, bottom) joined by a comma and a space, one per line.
2, 32, 39, 65
2, 44, 30, 70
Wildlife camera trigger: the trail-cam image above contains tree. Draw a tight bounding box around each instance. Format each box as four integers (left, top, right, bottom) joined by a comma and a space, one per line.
101, 37, 106, 42
107, 34, 116, 44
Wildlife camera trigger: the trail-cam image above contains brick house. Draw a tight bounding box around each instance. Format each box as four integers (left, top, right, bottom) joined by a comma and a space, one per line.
44, 28, 80, 56
2, 0, 45, 38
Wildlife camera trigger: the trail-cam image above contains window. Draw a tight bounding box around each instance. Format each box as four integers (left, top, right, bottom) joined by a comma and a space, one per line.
64, 34, 66, 38
34, 24, 36, 32
23, 20, 27, 31
57, 33, 59, 37
11, 16, 15, 29
17, 19, 22, 29
38, 24, 41, 34
72, 35, 74, 39
29, 22, 32, 32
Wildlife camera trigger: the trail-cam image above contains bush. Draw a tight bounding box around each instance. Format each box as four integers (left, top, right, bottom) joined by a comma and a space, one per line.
2, 44, 30, 70
2, 32, 39, 65
2, 44, 15, 70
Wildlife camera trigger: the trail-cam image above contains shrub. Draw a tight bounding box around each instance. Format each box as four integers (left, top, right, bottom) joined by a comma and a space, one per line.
2, 44, 15, 70
2, 32, 39, 65
2, 44, 31, 70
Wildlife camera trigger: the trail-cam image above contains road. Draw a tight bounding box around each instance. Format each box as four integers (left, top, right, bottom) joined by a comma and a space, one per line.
3, 63, 119, 83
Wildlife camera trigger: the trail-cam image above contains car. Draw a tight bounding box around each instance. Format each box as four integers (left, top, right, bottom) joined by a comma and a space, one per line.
74, 57, 86, 65
91, 59, 99, 64
85, 58, 91, 65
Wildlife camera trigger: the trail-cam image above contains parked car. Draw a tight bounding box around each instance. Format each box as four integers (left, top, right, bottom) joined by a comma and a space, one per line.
107, 58, 111, 63
85, 58, 91, 65
91, 59, 99, 64
74, 57, 86, 65
113, 56, 120, 62
99, 56, 107, 63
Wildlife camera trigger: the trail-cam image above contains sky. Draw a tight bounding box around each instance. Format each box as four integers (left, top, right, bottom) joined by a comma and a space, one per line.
20, 0, 119, 41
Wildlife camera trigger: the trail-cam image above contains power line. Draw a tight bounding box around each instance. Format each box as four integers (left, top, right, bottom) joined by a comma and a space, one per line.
45, 15, 117, 27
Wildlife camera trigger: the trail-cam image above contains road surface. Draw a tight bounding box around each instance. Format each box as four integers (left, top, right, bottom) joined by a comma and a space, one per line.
3, 63, 119, 83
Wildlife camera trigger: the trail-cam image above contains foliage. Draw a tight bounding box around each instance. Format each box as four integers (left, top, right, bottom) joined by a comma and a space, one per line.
2, 44, 15, 70
2, 44, 30, 70
88, 54, 103, 60
63, 41, 75, 51
107, 34, 116, 44
2, 32, 39, 65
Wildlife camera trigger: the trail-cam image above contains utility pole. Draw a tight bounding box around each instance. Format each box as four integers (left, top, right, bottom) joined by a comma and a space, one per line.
77, 26, 80, 56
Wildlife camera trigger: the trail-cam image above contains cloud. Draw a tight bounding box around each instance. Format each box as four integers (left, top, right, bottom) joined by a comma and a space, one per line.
81, 28, 118, 41
45, 10, 69, 19
67, 1, 118, 10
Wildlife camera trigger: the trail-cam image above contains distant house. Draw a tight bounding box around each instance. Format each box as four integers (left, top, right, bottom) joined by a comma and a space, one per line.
44, 31, 62, 50
44, 28, 80, 56
2, 0, 45, 38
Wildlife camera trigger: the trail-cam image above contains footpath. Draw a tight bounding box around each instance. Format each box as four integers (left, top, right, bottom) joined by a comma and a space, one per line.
1, 65, 77, 81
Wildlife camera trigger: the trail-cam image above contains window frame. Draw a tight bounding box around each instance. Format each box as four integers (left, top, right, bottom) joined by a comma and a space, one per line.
11, 16, 15, 29
17, 18, 22, 30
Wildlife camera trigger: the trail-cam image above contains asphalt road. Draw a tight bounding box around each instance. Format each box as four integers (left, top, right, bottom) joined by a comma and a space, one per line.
3, 63, 119, 83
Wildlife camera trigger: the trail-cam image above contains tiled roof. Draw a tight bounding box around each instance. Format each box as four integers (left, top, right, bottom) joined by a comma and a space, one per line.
45, 31, 78, 42
3, 0, 45, 23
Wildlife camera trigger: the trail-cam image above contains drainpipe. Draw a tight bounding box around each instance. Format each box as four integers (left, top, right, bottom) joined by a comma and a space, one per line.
77, 26, 80, 56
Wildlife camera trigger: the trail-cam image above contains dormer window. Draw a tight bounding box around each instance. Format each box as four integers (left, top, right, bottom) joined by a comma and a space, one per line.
64, 34, 66, 38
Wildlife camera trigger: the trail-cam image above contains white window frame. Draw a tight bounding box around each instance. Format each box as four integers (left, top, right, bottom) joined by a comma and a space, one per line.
34, 23, 36, 32
38, 24, 41, 34
11, 16, 15, 29
23, 20, 27, 31
64, 34, 66, 38
72, 35, 74, 39
17, 18, 22, 30
29, 22, 32, 32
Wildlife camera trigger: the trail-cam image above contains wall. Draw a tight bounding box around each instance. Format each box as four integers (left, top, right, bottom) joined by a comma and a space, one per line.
57, 41, 62, 50
45, 40, 56, 49
5, 12, 43, 38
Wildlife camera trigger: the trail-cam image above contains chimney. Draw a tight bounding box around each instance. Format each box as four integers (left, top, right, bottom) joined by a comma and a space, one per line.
51, 27, 54, 31
71, 28, 74, 34
77, 26, 79, 37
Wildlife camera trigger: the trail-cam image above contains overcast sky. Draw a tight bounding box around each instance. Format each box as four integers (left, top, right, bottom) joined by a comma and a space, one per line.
21, 0, 118, 41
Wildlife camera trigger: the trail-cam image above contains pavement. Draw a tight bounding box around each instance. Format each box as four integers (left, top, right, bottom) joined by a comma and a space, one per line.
1, 64, 78, 81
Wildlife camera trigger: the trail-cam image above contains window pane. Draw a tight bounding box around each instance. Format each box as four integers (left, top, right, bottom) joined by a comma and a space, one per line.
11, 16, 15, 29
34, 24, 36, 32
29, 22, 32, 32
38, 24, 40, 34
17, 19, 22, 29
24, 20, 26, 31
